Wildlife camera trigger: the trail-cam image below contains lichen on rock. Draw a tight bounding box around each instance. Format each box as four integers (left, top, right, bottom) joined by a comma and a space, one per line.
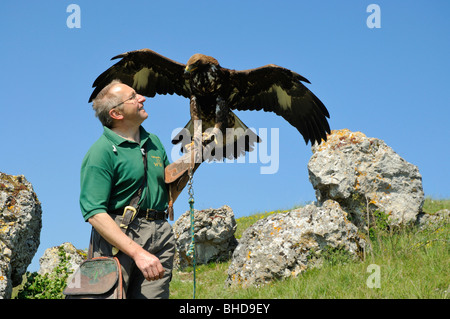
308, 129, 424, 228
0, 172, 42, 299
226, 200, 367, 288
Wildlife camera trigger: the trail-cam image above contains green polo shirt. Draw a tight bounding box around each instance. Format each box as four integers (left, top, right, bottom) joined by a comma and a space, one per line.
80, 126, 170, 222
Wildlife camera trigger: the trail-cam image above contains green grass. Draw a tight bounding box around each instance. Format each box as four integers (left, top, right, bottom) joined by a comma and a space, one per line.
422, 196, 450, 214
170, 198, 450, 299
13, 198, 448, 299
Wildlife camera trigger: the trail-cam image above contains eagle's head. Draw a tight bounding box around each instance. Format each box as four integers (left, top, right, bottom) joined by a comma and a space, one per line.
185, 54, 220, 73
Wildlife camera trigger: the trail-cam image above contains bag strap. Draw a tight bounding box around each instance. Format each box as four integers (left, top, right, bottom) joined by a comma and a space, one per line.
88, 230, 94, 260
107, 148, 148, 256
119, 148, 148, 229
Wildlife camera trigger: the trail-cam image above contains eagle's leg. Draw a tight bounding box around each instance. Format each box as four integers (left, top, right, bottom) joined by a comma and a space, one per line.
203, 96, 228, 145
184, 96, 203, 163
215, 96, 228, 129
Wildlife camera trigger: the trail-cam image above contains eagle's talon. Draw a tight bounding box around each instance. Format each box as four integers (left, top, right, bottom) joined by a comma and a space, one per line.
184, 141, 195, 152
202, 132, 214, 144
202, 129, 220, 145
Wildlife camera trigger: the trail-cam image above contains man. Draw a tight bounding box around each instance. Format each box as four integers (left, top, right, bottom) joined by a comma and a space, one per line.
80, 80, 179, 298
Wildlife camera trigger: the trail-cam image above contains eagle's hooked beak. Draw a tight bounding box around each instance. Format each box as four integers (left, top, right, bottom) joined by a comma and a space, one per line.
185, 65, 198, 74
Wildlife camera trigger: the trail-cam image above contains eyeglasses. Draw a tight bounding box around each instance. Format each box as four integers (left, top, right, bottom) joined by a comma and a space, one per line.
111, 92, 139, 108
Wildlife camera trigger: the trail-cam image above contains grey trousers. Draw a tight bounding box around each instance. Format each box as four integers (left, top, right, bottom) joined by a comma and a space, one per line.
90, 214, 175, 299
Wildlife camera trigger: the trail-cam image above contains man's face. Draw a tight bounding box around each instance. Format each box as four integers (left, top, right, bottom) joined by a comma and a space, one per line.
111, 84, 148, 124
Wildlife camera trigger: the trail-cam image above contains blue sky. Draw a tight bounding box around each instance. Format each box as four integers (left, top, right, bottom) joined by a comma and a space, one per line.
1, 1, 449, 272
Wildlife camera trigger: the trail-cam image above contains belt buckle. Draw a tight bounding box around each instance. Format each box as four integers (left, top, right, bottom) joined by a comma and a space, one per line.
119, 206, 137, 229
146, 208, 155, 221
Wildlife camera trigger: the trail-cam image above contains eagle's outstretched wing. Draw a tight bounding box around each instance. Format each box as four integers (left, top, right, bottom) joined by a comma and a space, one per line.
228, 65, 330, 145
89, 49, 190, 102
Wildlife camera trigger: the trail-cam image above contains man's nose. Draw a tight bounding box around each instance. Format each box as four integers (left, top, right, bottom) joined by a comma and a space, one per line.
137, 94, 146, 102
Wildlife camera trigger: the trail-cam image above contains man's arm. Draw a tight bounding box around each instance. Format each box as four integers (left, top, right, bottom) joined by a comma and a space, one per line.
88, 212, 164, 281
165, 149, 201, 204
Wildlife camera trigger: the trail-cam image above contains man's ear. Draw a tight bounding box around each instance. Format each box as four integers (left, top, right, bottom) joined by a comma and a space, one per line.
109, 108, 123, 120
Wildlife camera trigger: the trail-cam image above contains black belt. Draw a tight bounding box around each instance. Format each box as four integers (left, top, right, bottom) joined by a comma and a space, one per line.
110, 208, 167, 221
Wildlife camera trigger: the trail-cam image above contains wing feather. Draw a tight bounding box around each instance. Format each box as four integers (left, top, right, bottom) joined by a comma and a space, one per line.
228, 65, 330, 145
89, 49, 190, 102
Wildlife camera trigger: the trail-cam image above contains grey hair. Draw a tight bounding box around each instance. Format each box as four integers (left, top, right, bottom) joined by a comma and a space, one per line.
92, 79, 124, 128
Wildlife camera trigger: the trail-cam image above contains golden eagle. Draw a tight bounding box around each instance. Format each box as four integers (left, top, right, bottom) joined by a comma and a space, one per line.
89, 49, 330, 160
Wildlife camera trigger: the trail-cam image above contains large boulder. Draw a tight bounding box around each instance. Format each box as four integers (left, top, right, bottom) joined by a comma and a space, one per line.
308, 129, 424, 228
0, 173, 42, 299
226, 200, 367, 288
173, 205, 238, 269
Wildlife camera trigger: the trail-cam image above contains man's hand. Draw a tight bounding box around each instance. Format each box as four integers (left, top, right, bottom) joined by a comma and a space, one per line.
133, 249, 165, 281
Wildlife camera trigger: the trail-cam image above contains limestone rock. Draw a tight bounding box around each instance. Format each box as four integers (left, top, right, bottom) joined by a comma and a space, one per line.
226, 200, 367, 288
415, 209, 449, 230
308, 129, 424, 228
173, 205, 238, 269
0, 172, 42, 299
38, 242, 86, 276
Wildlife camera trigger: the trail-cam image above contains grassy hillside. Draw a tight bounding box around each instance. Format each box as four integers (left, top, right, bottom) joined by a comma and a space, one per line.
170, 197, 449, 299
14, 198, 448, 299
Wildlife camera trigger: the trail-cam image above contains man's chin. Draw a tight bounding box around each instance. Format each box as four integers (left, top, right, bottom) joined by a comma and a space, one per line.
140, 109, 149, 118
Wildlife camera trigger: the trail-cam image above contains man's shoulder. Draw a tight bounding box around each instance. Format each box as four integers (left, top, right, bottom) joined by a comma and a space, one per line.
89, 133, 116, 152
82, 134, 116, 167
148, 132, 162, 144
